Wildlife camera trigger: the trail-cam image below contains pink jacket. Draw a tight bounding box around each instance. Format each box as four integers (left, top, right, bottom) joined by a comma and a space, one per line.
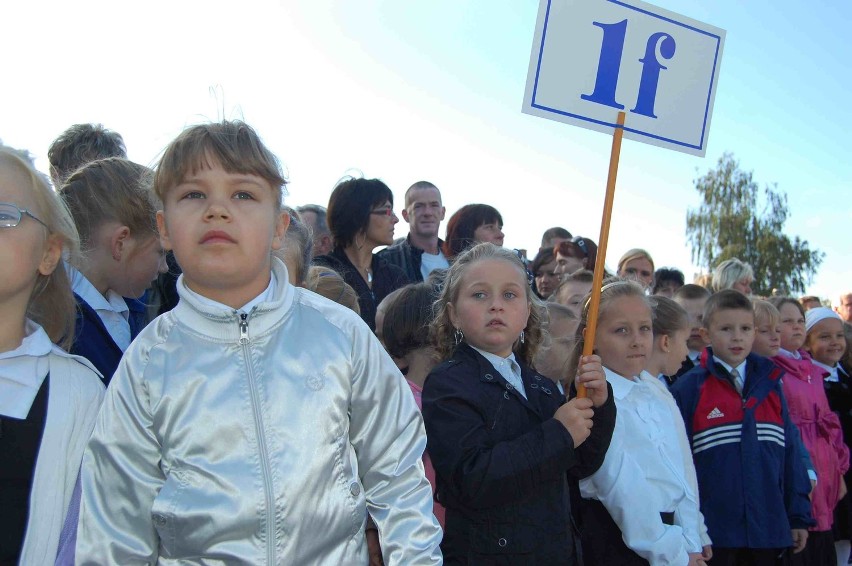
408, 380, 446, 528
773, 351, 850, 531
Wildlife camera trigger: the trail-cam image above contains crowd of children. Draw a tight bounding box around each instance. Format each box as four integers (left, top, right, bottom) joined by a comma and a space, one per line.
2, 120, 851, 566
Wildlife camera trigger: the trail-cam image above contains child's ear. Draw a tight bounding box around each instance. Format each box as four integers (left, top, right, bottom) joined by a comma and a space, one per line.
659, 334, 671, 353
111, 225, 132, 262
156, 211, 173, 252
37, 234, 63, 276
272, 211, 290, 251
698, 327, 710, 345
447, 303, 459, 329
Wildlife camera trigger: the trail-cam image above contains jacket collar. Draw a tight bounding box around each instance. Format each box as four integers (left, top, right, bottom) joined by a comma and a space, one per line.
329, 245, 389, 273
453, 343, 550, 416
701, 347, 783, 389
172, 258, 296, 342
405, 234, 445, 254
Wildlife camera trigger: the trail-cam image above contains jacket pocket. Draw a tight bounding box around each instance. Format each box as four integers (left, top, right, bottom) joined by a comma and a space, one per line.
150, 469, 187, 556
340, 437, 367, 532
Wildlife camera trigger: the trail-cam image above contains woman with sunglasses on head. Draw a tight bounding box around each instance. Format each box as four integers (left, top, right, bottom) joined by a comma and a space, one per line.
313, 177, 410, 330
554, 236, 599, 279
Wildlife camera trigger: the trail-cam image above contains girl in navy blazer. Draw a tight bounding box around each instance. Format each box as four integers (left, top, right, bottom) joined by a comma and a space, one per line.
422, 243, 615, 565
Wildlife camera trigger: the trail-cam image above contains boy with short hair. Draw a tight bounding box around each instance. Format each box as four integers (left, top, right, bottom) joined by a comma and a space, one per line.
671, 290, 814, 565
76, 121, 442, 564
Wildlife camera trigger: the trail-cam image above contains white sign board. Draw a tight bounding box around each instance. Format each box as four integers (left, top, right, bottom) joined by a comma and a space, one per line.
523, 0, 726, 157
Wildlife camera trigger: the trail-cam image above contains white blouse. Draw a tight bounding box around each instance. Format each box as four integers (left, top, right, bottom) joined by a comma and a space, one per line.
580, 367, 710, 565
0, 320, 52, 418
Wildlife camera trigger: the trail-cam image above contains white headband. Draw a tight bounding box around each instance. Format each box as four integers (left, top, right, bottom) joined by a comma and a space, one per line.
805, 307, 842, 333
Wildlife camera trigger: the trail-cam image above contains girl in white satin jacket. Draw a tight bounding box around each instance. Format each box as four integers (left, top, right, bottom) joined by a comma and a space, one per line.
75, 121, 442, 565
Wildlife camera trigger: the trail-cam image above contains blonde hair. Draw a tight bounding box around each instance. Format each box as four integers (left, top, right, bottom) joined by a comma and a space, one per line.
617, 248, 655, 274
753, 299, 780, 328
431, 242, 544, 364
567, 278, 651, 379
60, 158, 159, 256
276, 207, 312, 286
712, 258, 754, 292
693, 273, 713, 289
306, 266, 360, 314
0, 144, 80, 348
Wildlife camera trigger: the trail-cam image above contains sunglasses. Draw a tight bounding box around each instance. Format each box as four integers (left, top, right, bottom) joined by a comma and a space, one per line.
571, 236, 589, 257
0, 202, 48, 229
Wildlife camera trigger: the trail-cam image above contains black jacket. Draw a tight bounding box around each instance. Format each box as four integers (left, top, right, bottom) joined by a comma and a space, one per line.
377, 235, 445, 283
312, 247, 409, 330
422, 344, 616, 565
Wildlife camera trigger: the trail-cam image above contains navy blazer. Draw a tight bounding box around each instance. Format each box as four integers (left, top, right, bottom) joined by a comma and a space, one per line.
70, 293, 148, 385
422, 343, 615, 565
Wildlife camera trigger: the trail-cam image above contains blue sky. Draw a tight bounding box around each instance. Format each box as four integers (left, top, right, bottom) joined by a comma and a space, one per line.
1, 0, 849, 299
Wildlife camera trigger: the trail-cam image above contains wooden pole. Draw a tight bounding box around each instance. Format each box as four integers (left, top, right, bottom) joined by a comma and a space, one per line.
576, 111, 625, 398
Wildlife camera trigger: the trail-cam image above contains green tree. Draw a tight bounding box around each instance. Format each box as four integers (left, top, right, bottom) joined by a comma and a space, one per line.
686, 152, 823, 296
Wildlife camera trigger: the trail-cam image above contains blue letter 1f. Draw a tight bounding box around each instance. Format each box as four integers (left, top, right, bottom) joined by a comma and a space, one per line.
581, 20, 628, 110
631, 32, 676, 118
582, 21, 677, 120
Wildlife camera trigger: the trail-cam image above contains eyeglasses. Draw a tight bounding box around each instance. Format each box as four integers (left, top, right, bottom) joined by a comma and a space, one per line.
370, 206, 396, 217
0, 202, 49, 229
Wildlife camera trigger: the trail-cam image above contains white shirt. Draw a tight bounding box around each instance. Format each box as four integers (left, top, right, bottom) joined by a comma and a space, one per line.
471, 346, 527, 399
580, 367, 709, 564
68, 264, 131, 352
712, 356, 747, 394
419, 249, 449, 280
812, 359, 839, 383
779, 347, 802, 360
0, 320, 52, 418
183, 272, 277, 315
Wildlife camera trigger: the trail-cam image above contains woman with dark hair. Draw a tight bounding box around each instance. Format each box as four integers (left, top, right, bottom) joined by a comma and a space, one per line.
441, 203, 504, 260
652, 267, 686, 297
530, 247, 559, 300
554, 236, 599, 278
313, 177, 409, 330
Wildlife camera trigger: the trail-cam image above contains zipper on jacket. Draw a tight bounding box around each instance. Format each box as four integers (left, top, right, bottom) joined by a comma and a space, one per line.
239, 313, 249, 344
238, 313, 276, 564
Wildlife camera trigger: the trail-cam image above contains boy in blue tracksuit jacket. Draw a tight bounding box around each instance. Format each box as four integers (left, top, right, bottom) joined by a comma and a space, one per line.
670, 290, 814, 563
